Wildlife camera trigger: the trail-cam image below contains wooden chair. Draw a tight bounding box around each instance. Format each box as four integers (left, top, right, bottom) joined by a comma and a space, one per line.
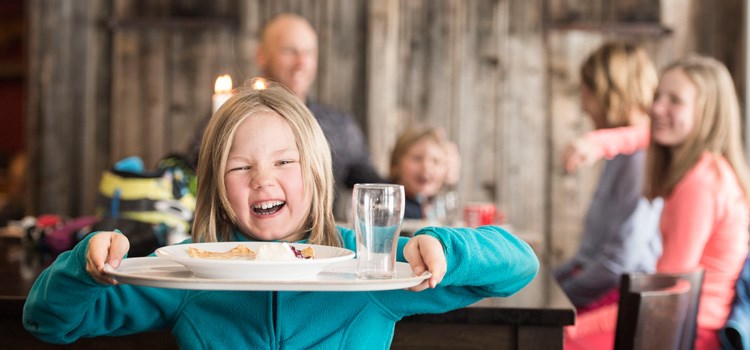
659, 269, 705, 350
614, 273, 696, 350
622, 269, 705, 350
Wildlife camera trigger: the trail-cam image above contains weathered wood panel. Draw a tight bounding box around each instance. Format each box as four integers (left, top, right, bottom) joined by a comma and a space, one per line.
110, 0, 240, 166
367, 0, 399, 175
27, 0, 111, 217
367, 0, 547, 253
501, 0, 547, 254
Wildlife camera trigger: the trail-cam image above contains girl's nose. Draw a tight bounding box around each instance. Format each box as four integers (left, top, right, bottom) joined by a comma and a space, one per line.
250, 167, 274, 189
651, 98, 667, 118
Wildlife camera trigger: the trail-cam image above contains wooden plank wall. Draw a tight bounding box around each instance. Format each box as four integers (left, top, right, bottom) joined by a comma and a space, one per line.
368, 0, 547, 251
110, 0, 239, 167
26, 0, 745, 265
26, 0, 112, 216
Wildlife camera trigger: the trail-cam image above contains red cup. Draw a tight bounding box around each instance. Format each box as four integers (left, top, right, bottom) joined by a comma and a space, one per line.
463, 203, 497, 228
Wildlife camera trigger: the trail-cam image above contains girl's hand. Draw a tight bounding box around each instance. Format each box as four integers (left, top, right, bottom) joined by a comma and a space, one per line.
403, 235, 447, 291
562, 137, 602, 173
85, 232, 130, 285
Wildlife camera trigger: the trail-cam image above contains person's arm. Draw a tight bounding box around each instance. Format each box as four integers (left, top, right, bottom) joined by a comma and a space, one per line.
418, 226, 538, 295
371, 226, 538, 317
23, 233, 185, 344
564, 126, 650, 173
586, 125, 650, 159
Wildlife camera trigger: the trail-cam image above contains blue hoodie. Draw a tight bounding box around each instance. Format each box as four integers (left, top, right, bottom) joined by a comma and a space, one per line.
23, 225, 538, 349
721, 255, 750, 350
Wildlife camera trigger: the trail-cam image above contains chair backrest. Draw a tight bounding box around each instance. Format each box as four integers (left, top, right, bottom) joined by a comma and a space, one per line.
661, 269, 705, 350
614, 273, 693, 350
617, 269, 705, 350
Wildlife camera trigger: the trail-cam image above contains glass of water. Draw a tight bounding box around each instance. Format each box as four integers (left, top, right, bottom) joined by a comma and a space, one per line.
352, 184, 405, 279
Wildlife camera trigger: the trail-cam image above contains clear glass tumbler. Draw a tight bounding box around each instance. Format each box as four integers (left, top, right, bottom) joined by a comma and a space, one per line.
352, 184, 405, 279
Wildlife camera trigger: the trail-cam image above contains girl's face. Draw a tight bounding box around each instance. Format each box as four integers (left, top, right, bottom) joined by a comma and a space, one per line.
650, 69, 698, 147
396, 138, 448, 199
224, 111, 311, 241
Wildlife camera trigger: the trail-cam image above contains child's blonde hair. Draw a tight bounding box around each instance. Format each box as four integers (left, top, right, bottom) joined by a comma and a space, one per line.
389, 125, 450, 183
580, 42, 658, 127
646, 55, 750, 202
192, 79, 341, 247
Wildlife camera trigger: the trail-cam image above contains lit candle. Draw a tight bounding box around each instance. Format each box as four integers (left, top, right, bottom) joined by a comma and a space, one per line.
252, 77, 268, 90
212, 74, 233, 113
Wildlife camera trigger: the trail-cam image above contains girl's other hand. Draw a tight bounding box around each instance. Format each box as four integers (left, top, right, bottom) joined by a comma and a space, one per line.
403, 235, 447, 291
85, 232, 130, 285
562, 137, 601, 173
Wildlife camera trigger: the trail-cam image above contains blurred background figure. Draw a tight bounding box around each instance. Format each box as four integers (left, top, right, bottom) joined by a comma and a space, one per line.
389, 125, 458, 223
554, 42, 663, 314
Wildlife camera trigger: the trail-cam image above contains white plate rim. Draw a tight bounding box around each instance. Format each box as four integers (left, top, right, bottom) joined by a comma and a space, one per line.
104, 257, 431, 291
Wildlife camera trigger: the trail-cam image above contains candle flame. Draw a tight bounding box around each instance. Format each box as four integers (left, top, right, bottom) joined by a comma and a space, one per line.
214, 74, 233, 94
252, 78, 269, 90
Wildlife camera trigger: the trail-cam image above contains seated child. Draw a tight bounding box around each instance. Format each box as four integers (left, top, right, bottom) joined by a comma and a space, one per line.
23, 80, 539, 349
389, 125, 453, 220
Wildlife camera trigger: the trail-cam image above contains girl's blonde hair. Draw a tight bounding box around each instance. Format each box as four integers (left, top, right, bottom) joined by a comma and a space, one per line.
192, 79, 341, 247
645, 55, 750, 202
580, 42, 658, 127
389, 125, 450, 182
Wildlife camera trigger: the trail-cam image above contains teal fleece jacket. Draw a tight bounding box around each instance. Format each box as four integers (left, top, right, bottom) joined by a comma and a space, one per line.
23, 225, 538, 349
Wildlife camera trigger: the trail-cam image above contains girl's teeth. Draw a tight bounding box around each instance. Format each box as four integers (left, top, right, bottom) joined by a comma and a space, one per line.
256, 201, 283, 209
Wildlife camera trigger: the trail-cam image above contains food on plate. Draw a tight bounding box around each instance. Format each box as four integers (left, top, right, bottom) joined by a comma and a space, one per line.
187, 244, 256, 260
292, 245, 315, 259
187, 242, 315, 260
256, 242, 297, 261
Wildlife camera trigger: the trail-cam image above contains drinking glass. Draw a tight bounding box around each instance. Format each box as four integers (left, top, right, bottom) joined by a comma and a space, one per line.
352, 184, 405, 279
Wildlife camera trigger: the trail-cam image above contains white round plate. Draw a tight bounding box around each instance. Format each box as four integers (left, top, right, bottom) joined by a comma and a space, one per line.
104, 257, 431, 291
155, 242, 355, 280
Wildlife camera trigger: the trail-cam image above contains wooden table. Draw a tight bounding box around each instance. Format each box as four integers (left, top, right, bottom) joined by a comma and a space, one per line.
0, 233, 574, 349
